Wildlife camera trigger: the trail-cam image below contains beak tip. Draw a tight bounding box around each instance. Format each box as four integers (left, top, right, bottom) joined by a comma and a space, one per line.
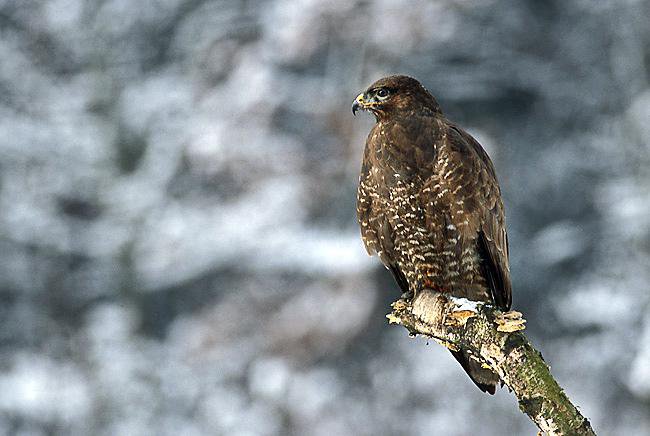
351, 95, 363, 116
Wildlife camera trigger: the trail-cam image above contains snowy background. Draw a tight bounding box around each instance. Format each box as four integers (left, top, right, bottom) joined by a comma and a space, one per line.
1, 0, 650, 435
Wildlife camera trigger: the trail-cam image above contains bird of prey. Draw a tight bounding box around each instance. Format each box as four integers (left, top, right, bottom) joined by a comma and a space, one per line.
352, 75, 511, 394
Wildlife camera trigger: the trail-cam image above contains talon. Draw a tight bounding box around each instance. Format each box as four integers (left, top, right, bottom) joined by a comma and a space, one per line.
495, 310, 526, 332
388, 300, 409, 325
386, 313, 402, 325
391, 300, 409, 311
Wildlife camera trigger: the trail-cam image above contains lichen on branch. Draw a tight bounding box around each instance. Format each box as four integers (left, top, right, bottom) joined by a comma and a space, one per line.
388, 291, 596, 436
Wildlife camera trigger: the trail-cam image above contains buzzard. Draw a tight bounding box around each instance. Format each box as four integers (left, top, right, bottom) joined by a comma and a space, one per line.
352, 75, 511, 394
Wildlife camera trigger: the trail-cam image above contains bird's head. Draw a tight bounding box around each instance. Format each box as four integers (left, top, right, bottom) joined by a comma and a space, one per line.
352, 75, 441, 121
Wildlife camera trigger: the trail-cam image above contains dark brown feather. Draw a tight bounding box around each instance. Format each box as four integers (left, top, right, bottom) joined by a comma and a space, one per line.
450, 349, 497, 394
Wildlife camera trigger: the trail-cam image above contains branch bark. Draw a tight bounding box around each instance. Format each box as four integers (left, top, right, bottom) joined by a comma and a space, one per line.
387, 290, 596, 436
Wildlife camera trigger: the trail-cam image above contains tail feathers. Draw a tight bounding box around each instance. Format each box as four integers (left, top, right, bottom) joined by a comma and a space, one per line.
450, 349, 498, 395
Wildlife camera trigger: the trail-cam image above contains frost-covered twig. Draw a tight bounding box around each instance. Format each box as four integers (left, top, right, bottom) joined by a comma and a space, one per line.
387, 291, 596, 436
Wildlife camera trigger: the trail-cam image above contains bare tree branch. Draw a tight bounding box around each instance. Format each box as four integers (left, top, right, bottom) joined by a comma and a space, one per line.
387, 291, 596, 436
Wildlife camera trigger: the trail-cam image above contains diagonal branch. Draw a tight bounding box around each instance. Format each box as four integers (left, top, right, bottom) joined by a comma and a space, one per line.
387, 290, 596, 436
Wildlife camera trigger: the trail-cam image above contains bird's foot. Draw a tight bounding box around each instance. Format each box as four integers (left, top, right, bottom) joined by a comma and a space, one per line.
387, 299, 409, 325
495, 310, 526, 332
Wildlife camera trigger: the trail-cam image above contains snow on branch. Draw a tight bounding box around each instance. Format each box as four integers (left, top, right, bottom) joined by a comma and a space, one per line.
387, 291, 596, 436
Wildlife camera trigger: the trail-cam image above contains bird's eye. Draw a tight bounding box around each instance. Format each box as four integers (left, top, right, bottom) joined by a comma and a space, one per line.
376, 88, 390, 100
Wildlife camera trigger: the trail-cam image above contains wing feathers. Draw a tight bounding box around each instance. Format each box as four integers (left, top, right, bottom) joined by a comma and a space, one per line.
426, 123, 512, 309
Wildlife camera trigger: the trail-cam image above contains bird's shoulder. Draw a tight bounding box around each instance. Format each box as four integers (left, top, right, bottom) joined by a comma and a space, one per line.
419, 118, 504, 233
428, 119, 500, 193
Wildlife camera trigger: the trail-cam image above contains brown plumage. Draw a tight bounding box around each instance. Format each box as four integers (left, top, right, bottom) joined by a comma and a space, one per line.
352, 75, 511, 394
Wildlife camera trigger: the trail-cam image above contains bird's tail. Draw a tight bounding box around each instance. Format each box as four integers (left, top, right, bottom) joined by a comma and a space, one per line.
449, 349, 499, 395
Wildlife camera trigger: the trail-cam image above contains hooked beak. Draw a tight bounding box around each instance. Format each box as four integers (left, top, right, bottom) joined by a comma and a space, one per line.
351, 93, 365, 116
